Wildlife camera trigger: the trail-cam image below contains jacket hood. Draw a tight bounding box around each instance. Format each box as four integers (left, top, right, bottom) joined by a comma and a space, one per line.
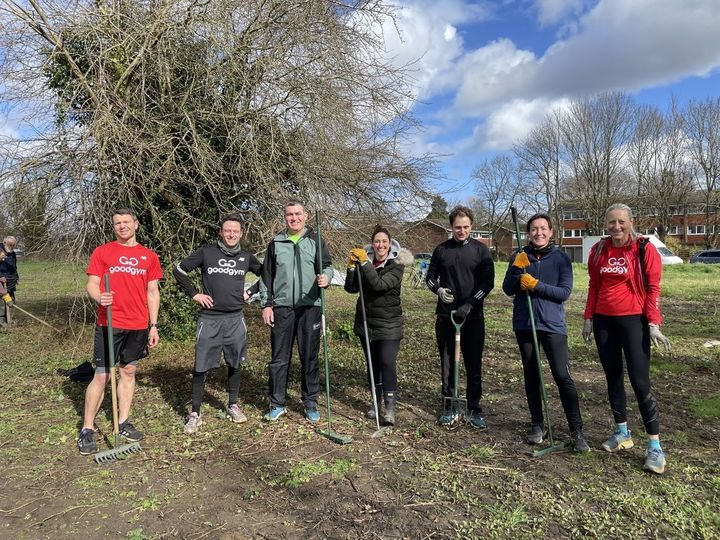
364, 239, 413, 267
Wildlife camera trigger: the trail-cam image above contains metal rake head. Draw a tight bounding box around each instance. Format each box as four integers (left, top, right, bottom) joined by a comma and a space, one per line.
94, 442, 142, 464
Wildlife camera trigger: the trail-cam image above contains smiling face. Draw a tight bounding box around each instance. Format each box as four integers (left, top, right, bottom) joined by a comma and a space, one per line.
372, 232, 391, 261
220, 219, 242, 248
606, 208, 633, 246
451, 216, 472, 242
112, 214, 139, 244
285, 204, 308, 235
528, 217, 553, 249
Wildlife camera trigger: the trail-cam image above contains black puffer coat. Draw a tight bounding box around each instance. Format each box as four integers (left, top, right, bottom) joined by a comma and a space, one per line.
344, 240, 413, 342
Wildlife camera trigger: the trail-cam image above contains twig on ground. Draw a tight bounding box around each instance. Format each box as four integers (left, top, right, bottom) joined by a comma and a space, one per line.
30, 504, 97, 527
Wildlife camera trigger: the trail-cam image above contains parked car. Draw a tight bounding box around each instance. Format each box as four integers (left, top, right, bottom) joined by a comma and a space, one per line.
690, 249, 720, 264
414, 253, 432, 262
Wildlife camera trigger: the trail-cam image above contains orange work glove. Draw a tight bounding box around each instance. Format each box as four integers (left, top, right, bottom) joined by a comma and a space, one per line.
349, 248, 369, 264
512, 252, 530, 269
519, 273, 539, 292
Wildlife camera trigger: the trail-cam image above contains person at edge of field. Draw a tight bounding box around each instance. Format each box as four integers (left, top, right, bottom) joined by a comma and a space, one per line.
583, 203, 671, 475
173, 214, 262, 434
502, 213, 590, 453
344, 225, 413, 426
425, 205, 495, 429
77, 209, 162, 455
0, 276, 12, 328
259, 200, 333, 423
0, 235, 19, 301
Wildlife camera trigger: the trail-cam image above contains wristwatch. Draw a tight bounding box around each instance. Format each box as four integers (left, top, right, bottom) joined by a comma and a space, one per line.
150, 323, 158, 328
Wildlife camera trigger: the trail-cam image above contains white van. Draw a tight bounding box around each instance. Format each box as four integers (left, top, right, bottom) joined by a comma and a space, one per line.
582, 235, 683, 265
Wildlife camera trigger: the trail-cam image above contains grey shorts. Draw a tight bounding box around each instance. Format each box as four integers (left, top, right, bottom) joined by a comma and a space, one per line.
195, 312, 247, 372
93, 326, 149, 373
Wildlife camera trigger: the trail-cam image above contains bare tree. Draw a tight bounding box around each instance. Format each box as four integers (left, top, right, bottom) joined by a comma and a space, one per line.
0, 0, 436, 332
684, 96, 720, 247
559, 92, 636, 234
513, 111, 565, 245
471, 155, 520, 260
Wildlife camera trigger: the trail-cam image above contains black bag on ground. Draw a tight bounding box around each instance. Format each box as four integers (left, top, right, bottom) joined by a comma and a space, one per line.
57, 361, 94, 383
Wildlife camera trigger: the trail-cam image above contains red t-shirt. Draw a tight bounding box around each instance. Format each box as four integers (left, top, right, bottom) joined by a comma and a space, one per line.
593, 244, 643, 317
87, 242, 163, 330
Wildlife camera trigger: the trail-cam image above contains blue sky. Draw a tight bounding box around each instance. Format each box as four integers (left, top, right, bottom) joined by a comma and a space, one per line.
378, 0, 720, 202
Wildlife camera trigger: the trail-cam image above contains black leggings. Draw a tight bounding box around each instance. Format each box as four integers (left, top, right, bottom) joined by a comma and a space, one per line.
360, 339, 400, 392
436, 316, 484, 412
593, 314, 659, 435
191, 366, 242, 414
516, 330, 583, 432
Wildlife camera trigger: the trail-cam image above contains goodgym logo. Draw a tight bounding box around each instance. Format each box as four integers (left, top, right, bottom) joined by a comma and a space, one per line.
208, 258, 245, 276
600, 257, 628, 274
109, 255, 147, 276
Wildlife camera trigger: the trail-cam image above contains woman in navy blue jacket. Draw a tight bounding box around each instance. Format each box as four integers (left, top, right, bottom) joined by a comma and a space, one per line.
502, 213, 589, 452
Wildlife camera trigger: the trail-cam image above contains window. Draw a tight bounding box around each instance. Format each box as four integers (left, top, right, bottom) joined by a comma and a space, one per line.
642, 227, 657, 235
668, 206, 683, 216
562, 229, 583, 238
562, 210, 584, 220
687, 204, 704, 214
688, 225, 706, 235
668, 225, 682, 235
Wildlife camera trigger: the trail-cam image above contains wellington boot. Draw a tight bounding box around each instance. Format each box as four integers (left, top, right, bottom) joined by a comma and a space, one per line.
382, 392, 396, 426
366, 385, 383, 419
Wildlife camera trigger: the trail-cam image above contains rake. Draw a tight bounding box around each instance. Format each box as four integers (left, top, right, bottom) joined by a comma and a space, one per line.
355, 260, 391, 438
315, 210, 353, 445
95, 274, 142, 464
510, 207, 568, 457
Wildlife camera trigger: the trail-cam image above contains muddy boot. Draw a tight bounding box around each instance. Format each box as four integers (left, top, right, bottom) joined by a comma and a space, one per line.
366, 385, 383, 419
382, 392, 396, 426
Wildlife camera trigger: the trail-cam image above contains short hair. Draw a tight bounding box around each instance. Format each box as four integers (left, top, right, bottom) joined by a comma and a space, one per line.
3, 236, 16, 244
526, 213, 553, 232
285, 199, 307, 212
370, 224, 391, 243
112, 208, 137, 220
220, 213, 244, 228
449, 205, 474, 225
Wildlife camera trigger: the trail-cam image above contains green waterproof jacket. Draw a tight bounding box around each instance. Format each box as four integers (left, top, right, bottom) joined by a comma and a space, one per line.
259, 227, 333, 308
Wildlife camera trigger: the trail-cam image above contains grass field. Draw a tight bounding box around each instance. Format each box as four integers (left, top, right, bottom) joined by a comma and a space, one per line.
1, 260, 719, 539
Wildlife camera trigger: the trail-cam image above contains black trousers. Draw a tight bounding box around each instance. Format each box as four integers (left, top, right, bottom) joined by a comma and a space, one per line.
516, 330, 583, 432
268, 306, 321, 408
436, 315, 484, 412
360, 339, 400, 393
593, 314, 660, 435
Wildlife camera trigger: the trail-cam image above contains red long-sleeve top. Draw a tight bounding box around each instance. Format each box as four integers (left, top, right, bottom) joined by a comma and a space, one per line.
584, 237, 663, 325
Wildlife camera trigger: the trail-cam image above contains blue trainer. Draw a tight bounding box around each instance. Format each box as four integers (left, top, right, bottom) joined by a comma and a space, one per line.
305, 406, 321, 423
469, 411, 487, 430
437, 405, 458, 426
643, 448, 666, 474
601, 429, 634, 452
263, 406, 286, 422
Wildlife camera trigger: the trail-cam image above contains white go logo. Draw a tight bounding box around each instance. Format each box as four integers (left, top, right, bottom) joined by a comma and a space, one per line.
218, 259, 237, 268
119, 256, 139, 266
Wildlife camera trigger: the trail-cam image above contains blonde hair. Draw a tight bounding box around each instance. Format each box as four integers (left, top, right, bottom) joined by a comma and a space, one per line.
604, 203, 636, 237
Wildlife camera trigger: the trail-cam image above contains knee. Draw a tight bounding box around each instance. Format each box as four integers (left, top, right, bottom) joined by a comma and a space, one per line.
119, 364, 137, 379
92, 373, 111, 386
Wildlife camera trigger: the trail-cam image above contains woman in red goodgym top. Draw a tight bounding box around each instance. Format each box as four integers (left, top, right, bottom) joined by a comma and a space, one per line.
583, 203, 671, 475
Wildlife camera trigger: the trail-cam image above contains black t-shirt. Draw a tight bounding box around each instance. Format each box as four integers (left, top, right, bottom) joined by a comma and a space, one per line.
173, 245, 262, 315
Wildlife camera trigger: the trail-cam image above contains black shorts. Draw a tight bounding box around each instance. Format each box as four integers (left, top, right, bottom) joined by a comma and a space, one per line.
93, 325, 149, 373
194, 312, 247, 372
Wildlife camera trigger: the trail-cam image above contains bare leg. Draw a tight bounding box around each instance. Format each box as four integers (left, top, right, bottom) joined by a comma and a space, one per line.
117, 364, 137, 424
83, 373, 110, 430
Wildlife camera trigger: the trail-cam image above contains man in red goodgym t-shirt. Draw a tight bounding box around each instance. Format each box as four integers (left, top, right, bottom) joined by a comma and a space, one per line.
77, 208, 163, 455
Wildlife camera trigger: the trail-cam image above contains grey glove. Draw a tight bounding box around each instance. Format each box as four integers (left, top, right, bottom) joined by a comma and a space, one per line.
582, 319, 593, 344
648, 323, 671, 352
437, 287, 454, 304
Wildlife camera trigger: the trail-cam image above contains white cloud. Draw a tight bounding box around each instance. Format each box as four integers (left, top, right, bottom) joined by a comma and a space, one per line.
534, 0, 584, 26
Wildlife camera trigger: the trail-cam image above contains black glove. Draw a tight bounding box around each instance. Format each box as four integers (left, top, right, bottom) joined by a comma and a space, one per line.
453, 303, 473, 323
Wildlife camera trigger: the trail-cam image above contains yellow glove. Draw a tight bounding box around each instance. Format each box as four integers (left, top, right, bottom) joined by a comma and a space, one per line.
2, 293, 12, 304
350, 248, 369, 264
512, 252, 530, 269
347, 256, 355, 269
519, 273, 539, 292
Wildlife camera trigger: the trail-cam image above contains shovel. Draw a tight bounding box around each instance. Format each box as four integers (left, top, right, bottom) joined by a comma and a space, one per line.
443, 310, 469, 423
94, 274, 142, 464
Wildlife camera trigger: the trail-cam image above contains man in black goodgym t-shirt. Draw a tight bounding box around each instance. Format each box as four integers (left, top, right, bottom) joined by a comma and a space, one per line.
173, 214, 262, 434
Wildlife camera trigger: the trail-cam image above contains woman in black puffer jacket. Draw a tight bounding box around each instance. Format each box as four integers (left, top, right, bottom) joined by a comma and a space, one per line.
345, 225, 413, 425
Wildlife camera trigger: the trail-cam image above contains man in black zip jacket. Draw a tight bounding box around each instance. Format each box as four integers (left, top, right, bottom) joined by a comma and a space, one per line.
426, 205, 494, 428
173, 214, 262, 434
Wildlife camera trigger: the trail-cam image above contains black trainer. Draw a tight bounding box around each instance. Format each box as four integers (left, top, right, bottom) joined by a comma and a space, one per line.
77, 428, 98, 455
571, 430, 591, 453
118, 420, 144, 442
525, 424, 545, 445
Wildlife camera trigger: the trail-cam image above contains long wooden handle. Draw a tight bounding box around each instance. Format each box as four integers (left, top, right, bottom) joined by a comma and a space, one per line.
104, 274, 121, 446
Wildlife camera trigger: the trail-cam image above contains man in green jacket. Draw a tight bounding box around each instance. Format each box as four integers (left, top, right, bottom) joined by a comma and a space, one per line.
260, 200, 333, 423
